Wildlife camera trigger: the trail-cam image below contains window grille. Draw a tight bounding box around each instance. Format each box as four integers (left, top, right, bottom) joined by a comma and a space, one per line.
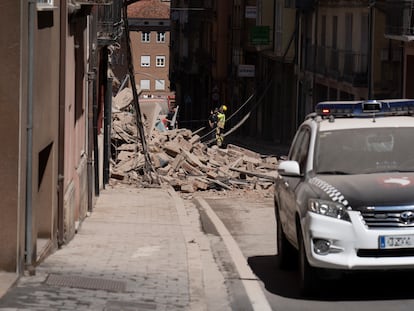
157, 32, 166, 43
142, 32, 150, 42
156, 56, 166, 67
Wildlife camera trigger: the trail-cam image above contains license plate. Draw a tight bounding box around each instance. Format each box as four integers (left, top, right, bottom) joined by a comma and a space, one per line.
379, 235, 414, 249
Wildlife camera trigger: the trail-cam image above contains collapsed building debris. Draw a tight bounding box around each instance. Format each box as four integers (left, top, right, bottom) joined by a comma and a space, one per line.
110, 87, 279, 195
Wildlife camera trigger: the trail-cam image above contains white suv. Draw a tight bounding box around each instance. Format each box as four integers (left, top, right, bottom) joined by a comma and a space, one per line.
274, 99, 414, 295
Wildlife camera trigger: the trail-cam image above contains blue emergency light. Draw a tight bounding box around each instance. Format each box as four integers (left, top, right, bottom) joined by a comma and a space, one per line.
315, 99, 414, 118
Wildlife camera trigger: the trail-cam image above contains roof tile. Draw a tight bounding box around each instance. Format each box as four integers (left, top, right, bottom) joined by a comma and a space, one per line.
127, 0, 170, 19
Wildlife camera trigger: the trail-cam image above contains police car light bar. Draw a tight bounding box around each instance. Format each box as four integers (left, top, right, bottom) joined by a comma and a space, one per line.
315, 99, 414, 118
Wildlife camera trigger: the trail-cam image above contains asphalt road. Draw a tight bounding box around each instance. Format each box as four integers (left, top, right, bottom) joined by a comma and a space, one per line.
195, 193, 414, 311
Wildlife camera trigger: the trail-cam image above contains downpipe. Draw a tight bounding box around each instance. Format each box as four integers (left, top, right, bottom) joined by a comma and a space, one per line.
25, 0, 36, 274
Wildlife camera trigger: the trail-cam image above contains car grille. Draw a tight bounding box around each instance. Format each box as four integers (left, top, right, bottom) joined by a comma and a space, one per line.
361, 206, 414, 228
357, 248, 414, 257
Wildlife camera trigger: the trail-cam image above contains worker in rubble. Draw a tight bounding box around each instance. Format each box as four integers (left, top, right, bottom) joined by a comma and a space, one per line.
166, 106, 178, 130
216, 105, 227, 147
208, 107, 218, 140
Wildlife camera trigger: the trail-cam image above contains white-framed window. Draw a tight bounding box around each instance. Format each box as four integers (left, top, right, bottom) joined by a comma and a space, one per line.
37, 0, 56, 10
140, 80, 150, 90
141, 55, 150, 67
157, 32, 166, 43
155, 80, 165, 90
156, 56, 166, 67
141, 32, 150, 42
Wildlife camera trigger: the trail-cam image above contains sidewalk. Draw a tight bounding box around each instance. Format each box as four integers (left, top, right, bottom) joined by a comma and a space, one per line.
0, 184, 207, 311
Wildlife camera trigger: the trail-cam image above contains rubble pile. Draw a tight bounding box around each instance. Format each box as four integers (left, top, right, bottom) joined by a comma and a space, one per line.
110, 88, 279, 195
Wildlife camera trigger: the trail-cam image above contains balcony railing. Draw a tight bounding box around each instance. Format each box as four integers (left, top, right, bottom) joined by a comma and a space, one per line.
97, 0, 123, 45
309, 45, 368, 86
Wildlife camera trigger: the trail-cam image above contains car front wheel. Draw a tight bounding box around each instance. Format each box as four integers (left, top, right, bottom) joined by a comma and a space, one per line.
298, 228, 319, 296
275, 208, 296, 269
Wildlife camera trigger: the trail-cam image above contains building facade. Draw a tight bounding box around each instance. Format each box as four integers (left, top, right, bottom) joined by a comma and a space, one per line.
0, 0, 122, 284
169, 0, 232, 130
111, 0, 174, 115
169, 0, 409, 145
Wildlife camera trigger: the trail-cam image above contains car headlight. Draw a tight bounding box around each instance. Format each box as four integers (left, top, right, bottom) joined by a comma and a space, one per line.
308, 199, 350, 222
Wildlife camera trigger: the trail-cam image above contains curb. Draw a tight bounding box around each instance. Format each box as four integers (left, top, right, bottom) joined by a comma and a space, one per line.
167, 187, 207, 311
194, 196, 272, 311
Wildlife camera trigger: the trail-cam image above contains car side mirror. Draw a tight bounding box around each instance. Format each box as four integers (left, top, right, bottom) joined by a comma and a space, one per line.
277, 160, 301, 176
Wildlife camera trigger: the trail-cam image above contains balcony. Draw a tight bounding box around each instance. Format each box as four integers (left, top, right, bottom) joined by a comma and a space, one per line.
342, 51, 368, 87
382, 0, 414, 41
97, 0, 123, 45
312, 45, 368, 87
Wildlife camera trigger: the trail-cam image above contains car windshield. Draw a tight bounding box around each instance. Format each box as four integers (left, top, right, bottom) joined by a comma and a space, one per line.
315, 127, 414, 174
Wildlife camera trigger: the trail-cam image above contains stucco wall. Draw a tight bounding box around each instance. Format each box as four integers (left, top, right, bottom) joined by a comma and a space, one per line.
0, 0, 26, 272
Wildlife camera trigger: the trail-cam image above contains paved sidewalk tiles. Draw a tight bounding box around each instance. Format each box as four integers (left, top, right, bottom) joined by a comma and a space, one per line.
0, 184, 206, 311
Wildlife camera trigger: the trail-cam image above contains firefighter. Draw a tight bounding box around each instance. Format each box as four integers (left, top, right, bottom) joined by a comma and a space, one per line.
208, 107, 218, 140
216, 105, 227, 147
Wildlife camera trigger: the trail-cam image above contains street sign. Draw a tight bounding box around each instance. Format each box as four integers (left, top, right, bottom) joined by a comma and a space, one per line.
245, 6, 256, 19
238, 65, 255, 77
250, 26, 270, 45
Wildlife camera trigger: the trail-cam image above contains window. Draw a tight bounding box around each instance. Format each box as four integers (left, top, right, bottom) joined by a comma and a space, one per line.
141, 56, 150, 67
142, 32, 150, 42
156, 56, 166, 67
157, 32, 166, 43
155, 80, 165, 90
140, 80, 150, 90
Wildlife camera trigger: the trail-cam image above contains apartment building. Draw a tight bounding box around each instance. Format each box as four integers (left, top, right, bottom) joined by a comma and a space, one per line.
0, 0, 122, 282
169, 0, 232, 130
169, 0, 408, 145
382, 0, 414, 98
121, 0, 174, 110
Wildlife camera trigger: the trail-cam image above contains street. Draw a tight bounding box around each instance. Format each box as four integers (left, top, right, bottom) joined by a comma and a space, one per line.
192, 191, 414, 311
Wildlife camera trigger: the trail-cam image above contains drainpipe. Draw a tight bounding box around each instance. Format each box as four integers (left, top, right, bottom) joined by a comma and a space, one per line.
25, 0, 36, 273
93, 67, 99, 196
87, 37, 97, 211
294, 9, 302, 131
57, 0, 68, 247
313, 1, 319, 105
103, 47, 112, 186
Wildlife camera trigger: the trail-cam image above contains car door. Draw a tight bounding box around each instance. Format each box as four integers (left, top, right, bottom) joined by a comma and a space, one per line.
278, 126, 311, 245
